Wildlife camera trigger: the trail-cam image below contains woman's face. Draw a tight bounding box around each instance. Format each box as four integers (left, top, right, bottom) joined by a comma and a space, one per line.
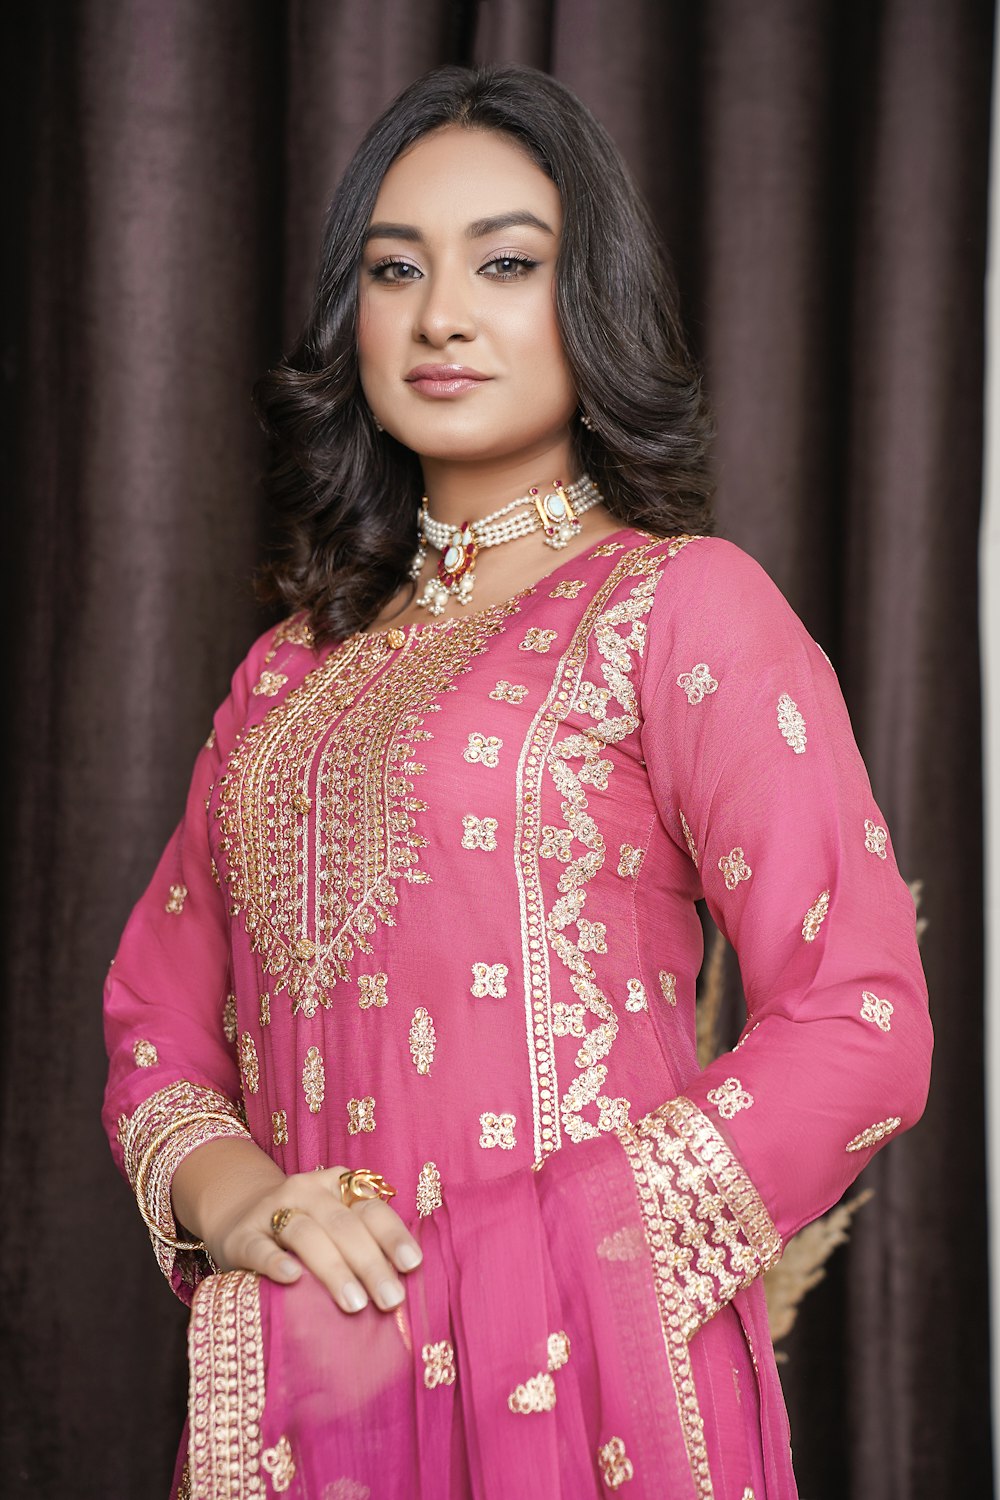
357, 125, 578, 466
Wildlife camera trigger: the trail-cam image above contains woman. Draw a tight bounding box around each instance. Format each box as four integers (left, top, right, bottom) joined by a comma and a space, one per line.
103, 63, 931, 1500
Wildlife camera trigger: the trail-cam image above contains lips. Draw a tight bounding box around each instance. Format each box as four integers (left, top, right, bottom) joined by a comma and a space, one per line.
404, 364, 493, 399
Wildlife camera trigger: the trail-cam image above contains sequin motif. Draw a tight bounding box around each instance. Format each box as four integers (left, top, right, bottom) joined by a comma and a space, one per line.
677, 663, 719, 705
471, 962, 508, 998
846, 1117, 901, 1152
464, 732, 502, 767
239, 1033, 260, 1095
625, 979, 648, 1012
416, 1161, 442, 1217
461, 815, 498, 851
777, 693, 807, 753
519, 627, 558, 653
802, 890, 830, 941
422, 1340, 456, 1388
597, 1436, 635, 1489
165, 883, 188, 915
133, 1040, 158, 1068
864, 819, 889, 859
479, 1112, 516, 1149
860, 990, 893, 1033
659, 971, 677, 1006
261, 1434, 296, 1490
302, 1045, 325, 1113
706, 1076, 753, 1119
719, 848, 752, 890
409, 1007, 436, 1075
348, 1097, 376, 1134
359, 972, 388, 1009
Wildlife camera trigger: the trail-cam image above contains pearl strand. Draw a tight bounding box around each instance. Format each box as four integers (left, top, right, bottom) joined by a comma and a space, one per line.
419, 475, 602, 551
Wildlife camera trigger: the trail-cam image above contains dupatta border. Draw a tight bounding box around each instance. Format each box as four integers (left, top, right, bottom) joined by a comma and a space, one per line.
188, 1271, 266, 1498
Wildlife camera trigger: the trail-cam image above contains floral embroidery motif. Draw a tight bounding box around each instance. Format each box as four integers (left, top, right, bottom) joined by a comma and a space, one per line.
252, 670, 288, 698
422, 1340, 456, 1388
540, 825, 574, 861
777, 693, 807, 753
271, 1110, 288, 1146
719, 848, 752, 890
165, 883, 188, 915
358, 972, 388, 1009
204, 726, 217, 750
550, 578, 587, 598
222, 993, 237, 1044
597, 1095, 632, 1131
239, 1033, 260, 1095
507, 1372, 557, 1414
625, 979, 648, 1012
291, 788, 311, 815
659, 971, 678, 1006
802, 890, 830, 942
617, 843, 644, 878
592, 540, 625, 556
597, 1436, 634, 1489
479, 1111, 516, 1149
679, 809, 699, 866
576, 680, 612, 718
578, 751, 613, 789
578, 919, 607, 953
553, 1001, 588, 1036
348, 1096, 376, 1134
489, 679, 528, 703
519, 627, 558, 653
547, 1330, 571, 1370
846, 1117, 901, 1152
865, 819, 889, 859
706, 1076, 753, 1118
133, 1040, 158, 1067
677, 663, 719, 705
860, 990, 893, 1033
416, 1161, 442, 1217
261, 1433, 296, 1490
259, 992, 270, 1027
409, 1007, 436, 1075
471, 962, 508, 998
271, 615, 315, 651
302, 1045, 325, 1113
464, 732, 502, 767
462, 814, 498, 851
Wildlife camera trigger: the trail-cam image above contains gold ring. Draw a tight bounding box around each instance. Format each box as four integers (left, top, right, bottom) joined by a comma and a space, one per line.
338, 1169, 397, 1208
270, 1206, 298, 1239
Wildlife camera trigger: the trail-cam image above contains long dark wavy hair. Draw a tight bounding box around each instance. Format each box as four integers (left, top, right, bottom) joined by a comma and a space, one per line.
254, 63, 714, 642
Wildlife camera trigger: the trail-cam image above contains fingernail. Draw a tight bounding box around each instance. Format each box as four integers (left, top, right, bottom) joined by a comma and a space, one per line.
377, 1278, 405, 1309
279, 1257, 301, 1279
343, 1281, 368, 1312
396, 1244, 422, 1271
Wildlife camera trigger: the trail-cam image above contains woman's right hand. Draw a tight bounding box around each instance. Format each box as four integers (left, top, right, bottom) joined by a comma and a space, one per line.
172, 1137, 423, 1314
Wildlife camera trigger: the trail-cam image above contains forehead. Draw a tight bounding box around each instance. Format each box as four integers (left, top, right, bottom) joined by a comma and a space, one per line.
370, 125, 562, 232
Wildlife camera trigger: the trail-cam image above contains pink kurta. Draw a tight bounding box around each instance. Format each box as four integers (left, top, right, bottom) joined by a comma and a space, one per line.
104, 530, 931, 1499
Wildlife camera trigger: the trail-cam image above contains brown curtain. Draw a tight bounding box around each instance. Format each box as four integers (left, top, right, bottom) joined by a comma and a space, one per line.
2, 2, 991, 1495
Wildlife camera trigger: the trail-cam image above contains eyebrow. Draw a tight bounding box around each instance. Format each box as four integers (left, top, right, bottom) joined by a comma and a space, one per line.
364, 210, 555, 244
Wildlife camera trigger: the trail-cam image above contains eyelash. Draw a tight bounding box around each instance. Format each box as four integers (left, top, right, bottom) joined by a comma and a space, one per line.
367, 253, 537, 284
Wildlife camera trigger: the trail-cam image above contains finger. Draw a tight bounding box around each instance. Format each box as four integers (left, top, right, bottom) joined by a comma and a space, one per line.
273, 1212, 372, 1313
303, 1196, 408, 1311
239, 1228, 304, 1286
349, 1194, 423, 1273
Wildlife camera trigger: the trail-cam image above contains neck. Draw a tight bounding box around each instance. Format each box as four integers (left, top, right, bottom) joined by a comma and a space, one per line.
419, 438, 577, 526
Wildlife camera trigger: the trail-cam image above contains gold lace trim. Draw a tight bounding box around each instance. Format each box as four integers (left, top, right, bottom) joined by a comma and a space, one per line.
187, 1271, 265, 1496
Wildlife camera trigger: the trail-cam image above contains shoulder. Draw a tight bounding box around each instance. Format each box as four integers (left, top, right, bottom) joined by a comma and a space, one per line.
212, 613, 321, 749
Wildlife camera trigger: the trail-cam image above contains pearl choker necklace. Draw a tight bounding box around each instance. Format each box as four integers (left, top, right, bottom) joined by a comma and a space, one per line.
410, 475, 603, 617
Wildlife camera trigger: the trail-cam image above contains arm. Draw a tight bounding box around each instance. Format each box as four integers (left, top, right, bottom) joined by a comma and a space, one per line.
629, 537, 931, 1337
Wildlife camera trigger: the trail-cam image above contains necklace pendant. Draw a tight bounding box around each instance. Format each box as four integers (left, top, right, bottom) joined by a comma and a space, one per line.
417, 576, 450, 616
438, 523, 478, 586
534, 483, 581, 550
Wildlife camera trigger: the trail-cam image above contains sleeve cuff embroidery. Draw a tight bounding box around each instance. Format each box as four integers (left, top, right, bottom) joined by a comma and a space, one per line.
619, 1095, 782, 1340
119, 1080, 251, 1291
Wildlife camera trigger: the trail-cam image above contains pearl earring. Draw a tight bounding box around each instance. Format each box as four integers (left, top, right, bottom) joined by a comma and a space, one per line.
578, 408, 596, 432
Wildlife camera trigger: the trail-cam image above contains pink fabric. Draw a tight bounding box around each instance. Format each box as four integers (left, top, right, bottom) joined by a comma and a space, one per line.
104, 531, 931, 1497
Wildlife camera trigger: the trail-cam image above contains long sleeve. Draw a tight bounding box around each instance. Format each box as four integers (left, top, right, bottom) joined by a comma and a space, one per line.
102, 617, 315, 1301
624, 536, 932, 1337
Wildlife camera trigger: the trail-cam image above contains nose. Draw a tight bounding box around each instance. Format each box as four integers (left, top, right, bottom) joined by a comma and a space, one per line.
413, 264, 477, 346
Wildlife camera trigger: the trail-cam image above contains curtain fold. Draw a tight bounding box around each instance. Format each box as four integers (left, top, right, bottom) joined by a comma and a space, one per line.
2, 3, 991, 1495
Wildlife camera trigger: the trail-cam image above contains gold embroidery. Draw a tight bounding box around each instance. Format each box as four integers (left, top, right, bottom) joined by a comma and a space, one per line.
625, 979, 648, 1012
422, 1340, 456, 1388
592, 541, 625, 556
386, 627, 407, 649
239, 1033, 260, 1095
597, 1436, 634, 1489
507, 1372, 557, 1414
302, 1045, 325, 1113
204, 726, 217, 750
261, 1433, 296, 1490
348, 1096, 375, 1134
359, 972, 389, 1008
706, 1076, 754, 1118
133, 1040, 158, 1067
409, 1007, 436, 1075
479, 1111, 516, 1149
253, 670, 288, 697
860, 990, 893, 1032
291, 789, 312, 815
597, 1095, 631, 1130
210, 857, 221, 886
679, 808, 699, 866
490, 679, 528, 703
416, 1161, 442, 1217
719, 847, 752, 890
550, 578, 587, 598
777, 692, 807, 753
222, 993, 237, 1043
471, 962, 508, 997
553, 1001, 587, 1036
802, 890, 830, 941
165, 883, 188, 915
575, 680, 612, 718
272, 1109, 288, 1146
865, 819, 889, 859
742, 1489, 755, 1499
677, 663, 718, 705
187, 1272, 264, 1496
519, 627, 558, 653
659, 970, 678, 1006
547, 1330, 571, 1369
271, 614, 315, 651
217, 605, 517, 1017
596, 1226, 644, 1261
464, 732, 502, 767
259, 992, 271, 1027
540, 824, 574, 861
617, 843, 644, 877
846, 1117, 901, 1151
577, 918, 607, 952
461, 814, 498, 851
